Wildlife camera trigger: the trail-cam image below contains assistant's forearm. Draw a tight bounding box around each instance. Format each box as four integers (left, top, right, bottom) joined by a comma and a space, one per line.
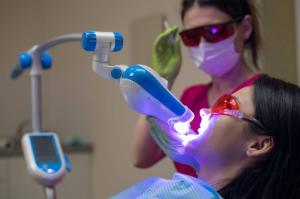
132, 116, 165, 168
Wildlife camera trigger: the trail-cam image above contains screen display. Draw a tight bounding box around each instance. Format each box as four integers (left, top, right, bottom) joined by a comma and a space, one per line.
32, 136, 58, 163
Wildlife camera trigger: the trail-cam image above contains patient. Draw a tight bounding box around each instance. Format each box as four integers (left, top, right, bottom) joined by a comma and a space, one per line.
111, 75, 300, 199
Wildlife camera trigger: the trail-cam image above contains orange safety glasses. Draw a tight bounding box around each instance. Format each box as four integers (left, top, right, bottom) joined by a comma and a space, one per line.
211, 94, 267, 132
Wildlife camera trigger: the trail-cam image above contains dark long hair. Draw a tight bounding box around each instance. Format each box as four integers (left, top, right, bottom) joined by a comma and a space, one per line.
219, 75, 300, 199
181, 0, 261, 69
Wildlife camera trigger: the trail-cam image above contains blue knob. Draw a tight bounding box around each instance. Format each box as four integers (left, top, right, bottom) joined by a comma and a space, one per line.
82, 30, 97, 51
19, 52, 32, 69
41, 53, 52, 70
111, 67, 123, 79
113, 32, 123, 52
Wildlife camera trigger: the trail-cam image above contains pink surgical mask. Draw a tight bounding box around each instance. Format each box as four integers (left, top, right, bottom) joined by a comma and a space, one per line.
188, 35, 240, 77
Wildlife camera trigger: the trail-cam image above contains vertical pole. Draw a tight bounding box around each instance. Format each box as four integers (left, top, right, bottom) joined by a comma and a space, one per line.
31, 75, 42, 132
44, 187, 56, 199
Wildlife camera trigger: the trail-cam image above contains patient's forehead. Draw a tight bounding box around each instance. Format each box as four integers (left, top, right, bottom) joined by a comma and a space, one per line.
232, 86, 255, 117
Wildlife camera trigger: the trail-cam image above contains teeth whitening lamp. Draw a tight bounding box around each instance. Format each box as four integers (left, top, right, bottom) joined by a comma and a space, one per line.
11, 30, 194, 199
81, 31, 194, 134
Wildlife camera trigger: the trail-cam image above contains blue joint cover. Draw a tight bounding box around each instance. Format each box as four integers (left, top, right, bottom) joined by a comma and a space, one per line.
113, 32, 123, 52
82, 30, 97, 51
19, 52, 32, 69
121, 65, 185, 116
41, 53, 52, 70
111, 67, 123, 79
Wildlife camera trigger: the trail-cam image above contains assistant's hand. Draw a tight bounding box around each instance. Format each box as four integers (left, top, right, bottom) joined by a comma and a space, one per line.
146, 116, 200, 172
152, 26, 181, 85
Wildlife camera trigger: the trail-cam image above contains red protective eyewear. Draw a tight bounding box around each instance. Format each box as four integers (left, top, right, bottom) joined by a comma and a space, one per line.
179, 19, 239, 47
211, 94, 267, 132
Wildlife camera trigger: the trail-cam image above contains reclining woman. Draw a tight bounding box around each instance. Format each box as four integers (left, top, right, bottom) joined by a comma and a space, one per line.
111, 75, 300, 199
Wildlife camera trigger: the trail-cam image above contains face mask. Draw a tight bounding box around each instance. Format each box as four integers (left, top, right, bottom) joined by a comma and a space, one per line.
188, 35, 240, 77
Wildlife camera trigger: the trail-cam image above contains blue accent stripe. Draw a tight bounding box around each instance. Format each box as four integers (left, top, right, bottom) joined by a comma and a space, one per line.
121, 65, 185, 116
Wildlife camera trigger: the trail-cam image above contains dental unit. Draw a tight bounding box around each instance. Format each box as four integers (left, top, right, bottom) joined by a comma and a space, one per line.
11, 34, 81, 199
11, 30, 195, 199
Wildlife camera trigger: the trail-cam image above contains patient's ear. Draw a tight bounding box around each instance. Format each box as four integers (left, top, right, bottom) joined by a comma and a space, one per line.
246, 136, 273, 157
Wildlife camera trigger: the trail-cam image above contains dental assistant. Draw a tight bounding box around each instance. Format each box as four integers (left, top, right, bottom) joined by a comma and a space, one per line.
133, 0, 263, 177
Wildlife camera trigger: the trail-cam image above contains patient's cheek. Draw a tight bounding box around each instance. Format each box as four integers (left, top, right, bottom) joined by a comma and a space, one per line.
187, 116, 238, 154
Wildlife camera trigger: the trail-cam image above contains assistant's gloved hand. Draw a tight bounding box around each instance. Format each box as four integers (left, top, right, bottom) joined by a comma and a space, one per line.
152, 26, 181, 85
146, 116, 200, 172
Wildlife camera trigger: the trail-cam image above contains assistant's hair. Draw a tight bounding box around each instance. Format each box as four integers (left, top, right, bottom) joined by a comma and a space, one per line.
219, 74, 300, 199
181, 0, 261, 69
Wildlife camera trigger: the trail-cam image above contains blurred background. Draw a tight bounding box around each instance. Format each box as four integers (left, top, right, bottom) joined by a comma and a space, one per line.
0, 0, 299, 198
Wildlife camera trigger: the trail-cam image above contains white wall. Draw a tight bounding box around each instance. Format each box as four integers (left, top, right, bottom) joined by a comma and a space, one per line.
260, 0, 297, 83
295, 0, 300, 84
